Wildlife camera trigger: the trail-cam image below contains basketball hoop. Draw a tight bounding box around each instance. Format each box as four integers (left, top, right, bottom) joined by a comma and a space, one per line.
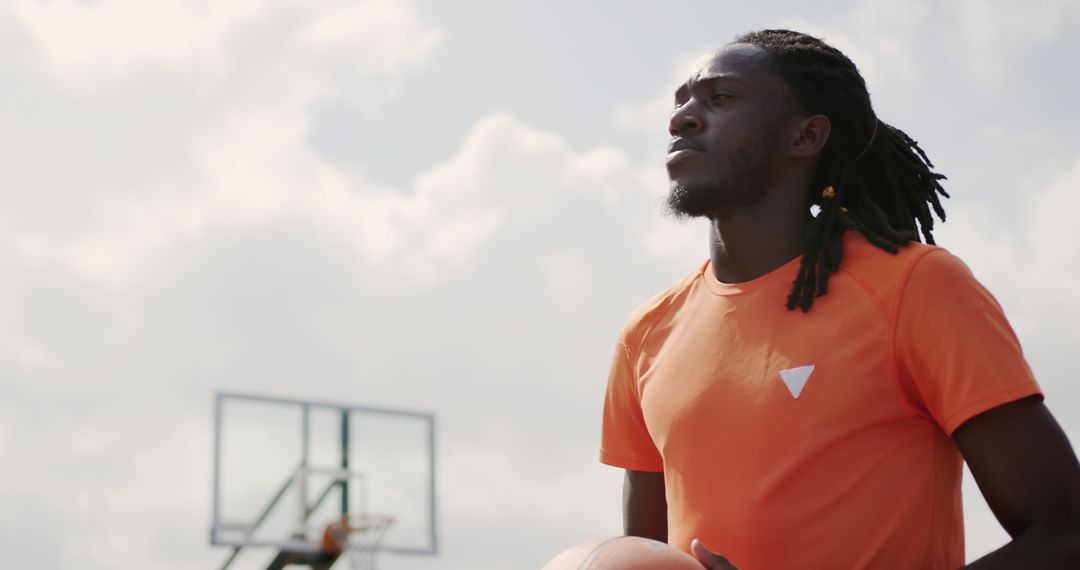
322, 514, 395, 570
210, 394, 436, 570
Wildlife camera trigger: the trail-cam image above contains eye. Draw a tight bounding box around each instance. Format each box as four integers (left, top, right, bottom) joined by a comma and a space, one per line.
710, 93, 732, 104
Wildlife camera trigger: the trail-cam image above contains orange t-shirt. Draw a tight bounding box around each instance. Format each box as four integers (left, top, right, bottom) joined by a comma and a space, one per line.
600, 231, 1043, 569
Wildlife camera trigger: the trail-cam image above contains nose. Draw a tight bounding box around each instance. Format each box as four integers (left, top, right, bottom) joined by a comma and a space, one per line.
669, 103, 702, 136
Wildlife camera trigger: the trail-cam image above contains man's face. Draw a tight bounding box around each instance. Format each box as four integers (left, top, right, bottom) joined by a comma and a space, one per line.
666, 43, 798, 218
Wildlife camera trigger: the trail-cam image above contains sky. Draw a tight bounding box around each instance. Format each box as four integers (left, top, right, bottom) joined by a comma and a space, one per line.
2, 0, 1080, 568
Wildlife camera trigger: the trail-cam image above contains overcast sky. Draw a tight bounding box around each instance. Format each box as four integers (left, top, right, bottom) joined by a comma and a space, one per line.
3, 1, 1080, 568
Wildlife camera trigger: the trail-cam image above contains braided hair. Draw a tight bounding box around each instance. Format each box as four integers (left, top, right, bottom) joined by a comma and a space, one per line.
733, 29, 949, 312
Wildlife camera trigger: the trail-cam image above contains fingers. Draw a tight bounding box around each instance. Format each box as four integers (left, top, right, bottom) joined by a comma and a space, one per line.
690, 538, 739, 570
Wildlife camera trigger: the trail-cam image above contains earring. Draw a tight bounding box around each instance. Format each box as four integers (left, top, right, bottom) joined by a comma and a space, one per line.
822, 185, 836, 199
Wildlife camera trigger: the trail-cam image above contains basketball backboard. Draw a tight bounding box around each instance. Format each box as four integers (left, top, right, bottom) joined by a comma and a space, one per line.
210, 392, 437, 559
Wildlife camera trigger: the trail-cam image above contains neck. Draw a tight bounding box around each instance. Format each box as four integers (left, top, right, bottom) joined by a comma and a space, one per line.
708, 184, 810, 284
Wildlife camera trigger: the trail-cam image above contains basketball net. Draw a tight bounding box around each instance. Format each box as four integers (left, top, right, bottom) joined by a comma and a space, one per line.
336, 514, 394, 570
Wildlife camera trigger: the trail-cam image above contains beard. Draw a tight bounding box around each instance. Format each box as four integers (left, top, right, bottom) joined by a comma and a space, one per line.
665, 129, 782, 219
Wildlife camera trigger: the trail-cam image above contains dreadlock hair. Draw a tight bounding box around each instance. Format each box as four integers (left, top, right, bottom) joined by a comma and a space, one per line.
733, 29, 949, 312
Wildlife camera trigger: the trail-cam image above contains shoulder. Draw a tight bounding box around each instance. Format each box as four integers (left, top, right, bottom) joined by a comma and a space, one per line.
840, 230, 940, 288
840, 230, 987, 321
618, 262, 706, 354
839, 231, 944, 306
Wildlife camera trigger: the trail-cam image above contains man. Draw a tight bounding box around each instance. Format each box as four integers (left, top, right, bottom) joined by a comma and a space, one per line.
599, 29, 1080, 569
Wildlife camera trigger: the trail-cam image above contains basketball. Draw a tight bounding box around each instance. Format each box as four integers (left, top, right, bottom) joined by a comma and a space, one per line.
321, 518, 349, 553
541, 536, 704, 569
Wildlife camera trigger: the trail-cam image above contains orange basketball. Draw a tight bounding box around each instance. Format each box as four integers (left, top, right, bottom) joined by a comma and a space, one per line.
542, 536, 704, 569
321, 518, 349, 553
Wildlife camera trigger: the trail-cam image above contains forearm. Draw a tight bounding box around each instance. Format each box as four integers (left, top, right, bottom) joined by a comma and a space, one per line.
625, 513, 667, 542
961, 522, 1080, 569
623, 470, 668, 542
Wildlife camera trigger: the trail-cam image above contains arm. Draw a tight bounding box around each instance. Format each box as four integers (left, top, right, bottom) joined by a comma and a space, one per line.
623, 469, 668, 542
625, 470, 743, 569
954, 395, 1080, 569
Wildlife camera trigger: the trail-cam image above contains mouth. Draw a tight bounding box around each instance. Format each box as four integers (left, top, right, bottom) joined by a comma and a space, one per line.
666, 138, 703, 167
666, 147, 702, 166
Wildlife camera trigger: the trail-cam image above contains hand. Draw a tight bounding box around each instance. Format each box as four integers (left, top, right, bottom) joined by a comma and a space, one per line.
691, 538, 740, 570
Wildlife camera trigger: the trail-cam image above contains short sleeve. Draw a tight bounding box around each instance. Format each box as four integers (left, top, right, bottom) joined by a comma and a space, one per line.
600, 337, 663, 472
895, 249, 1043, 435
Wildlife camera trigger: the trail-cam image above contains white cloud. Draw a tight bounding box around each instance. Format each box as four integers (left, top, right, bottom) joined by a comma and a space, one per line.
1, 0, 443, 292
949, 0, 1080, 80
779, 0, 928, 88
1024, 156, 1080, 280
8, 0, 441, 95
9, 0, 251, 82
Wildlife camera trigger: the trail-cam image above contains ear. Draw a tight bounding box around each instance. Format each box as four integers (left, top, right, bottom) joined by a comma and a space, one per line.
789, 114, 831, 159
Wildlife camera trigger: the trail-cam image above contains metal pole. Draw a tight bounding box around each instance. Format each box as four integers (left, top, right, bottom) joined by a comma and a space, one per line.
212, 394, 223, 544
300, 404, 309, 531
341, 410, 349, 517
428, 415, 438, 552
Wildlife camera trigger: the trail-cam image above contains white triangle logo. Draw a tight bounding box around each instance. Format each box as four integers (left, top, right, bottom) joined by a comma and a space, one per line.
779, 365, 815, 399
